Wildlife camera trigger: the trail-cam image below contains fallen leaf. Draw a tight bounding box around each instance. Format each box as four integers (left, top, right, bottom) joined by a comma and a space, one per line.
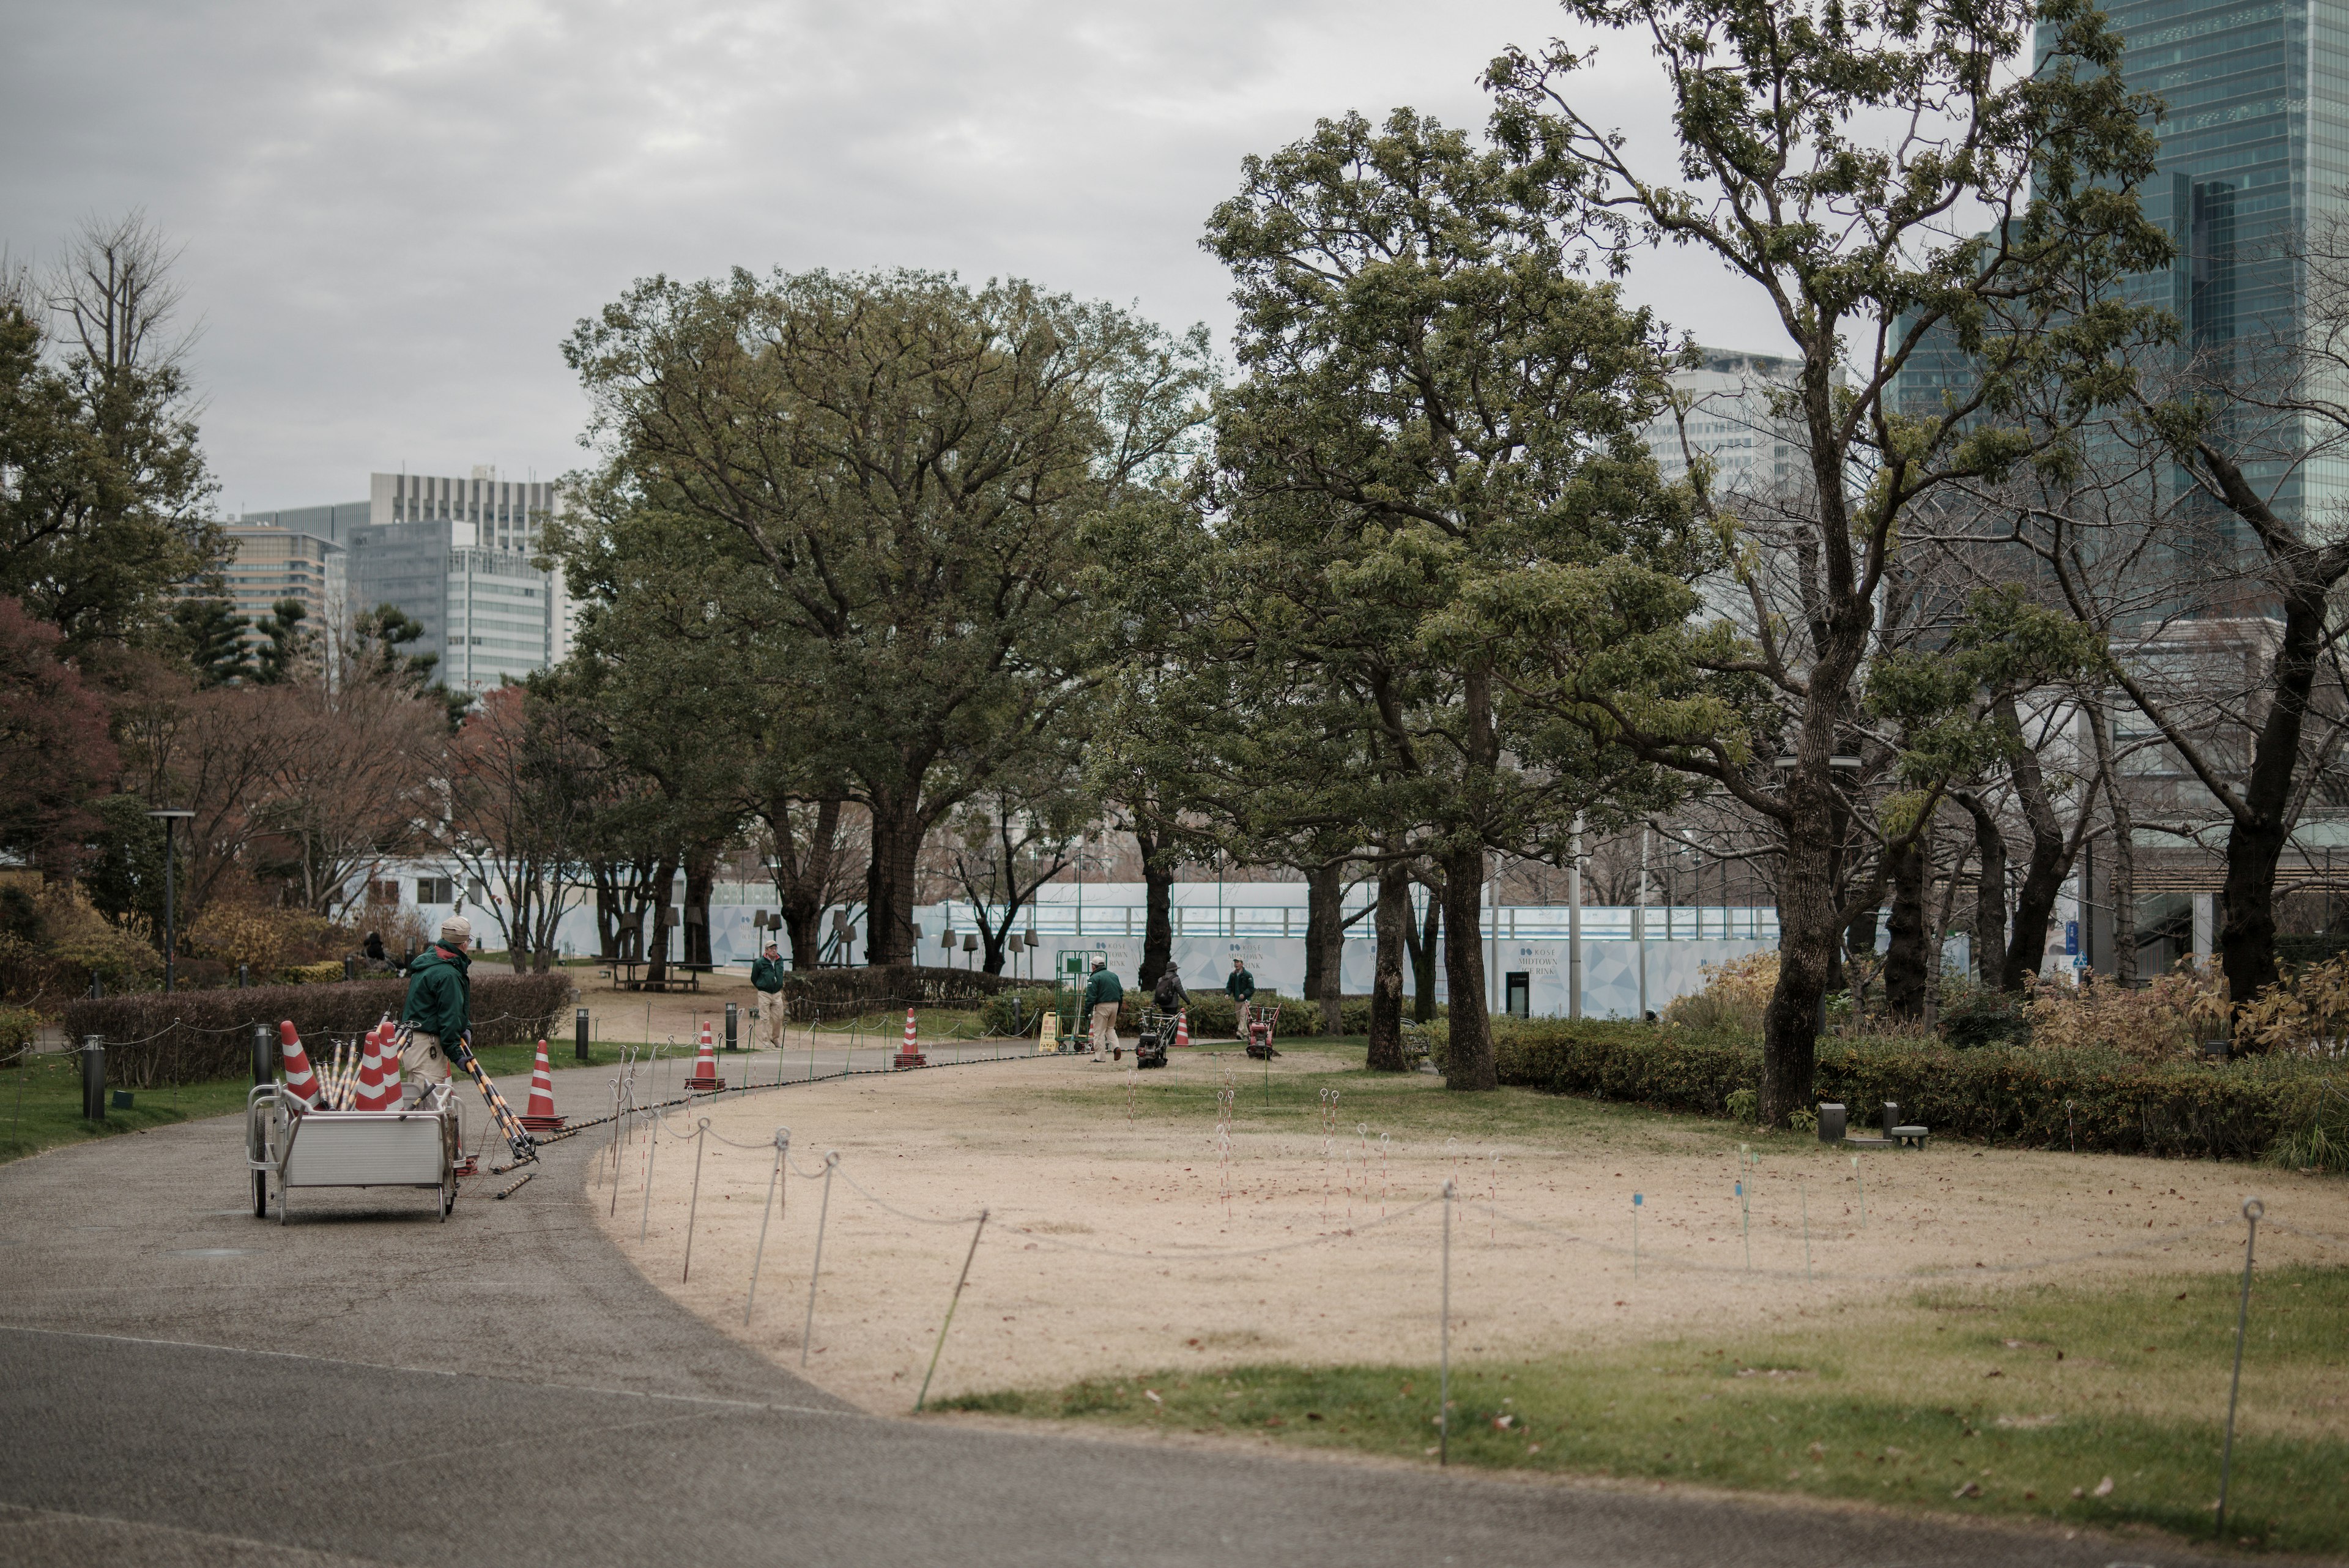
1983, 1368, 2003, 1378
1953, 1481, 1982, 1499
2094, 1476, 2115, 1497
1305, 1411, 1323, 1422
1494, 1414, 1515, 1430
1143, 1390, 1162, 1405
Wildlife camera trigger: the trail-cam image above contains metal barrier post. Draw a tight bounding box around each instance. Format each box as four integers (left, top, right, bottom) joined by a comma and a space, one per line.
575, 1008, 590, 1064
2217, 1197, 2264, 1538
80, 1035, 106, 1121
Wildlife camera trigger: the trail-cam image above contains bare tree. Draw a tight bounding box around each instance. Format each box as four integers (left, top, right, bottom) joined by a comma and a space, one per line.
444, 686, 594, 973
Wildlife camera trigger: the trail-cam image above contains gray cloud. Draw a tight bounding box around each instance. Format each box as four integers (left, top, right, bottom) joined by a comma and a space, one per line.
1, 0, 1779, 509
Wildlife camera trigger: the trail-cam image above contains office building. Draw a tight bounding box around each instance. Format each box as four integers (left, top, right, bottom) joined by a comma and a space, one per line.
338, 470, 569, 693
239, 499, 371, 546
1639, 347, 1809, 491
219, 524, 345, 633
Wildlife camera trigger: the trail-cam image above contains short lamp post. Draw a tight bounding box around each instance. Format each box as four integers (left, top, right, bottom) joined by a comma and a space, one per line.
146, 808, 195, 994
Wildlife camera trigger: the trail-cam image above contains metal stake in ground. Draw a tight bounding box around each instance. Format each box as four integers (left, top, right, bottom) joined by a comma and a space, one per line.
745, 1127, 789, 1324
681, 1117, 711, 1282
915, 1206, 990, 1411
639, 1099, 661, 1244
1439, 1177, 1453, 1466
2216, 1195, 2264, 1539
801, 1150, 838, 1369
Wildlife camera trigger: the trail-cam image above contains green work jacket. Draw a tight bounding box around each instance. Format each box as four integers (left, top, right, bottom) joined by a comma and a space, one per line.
749, 954, 787, 993
1226, 967, 1256, 1003
1082, 968, 1124, 1011
402, 946, 472, 1042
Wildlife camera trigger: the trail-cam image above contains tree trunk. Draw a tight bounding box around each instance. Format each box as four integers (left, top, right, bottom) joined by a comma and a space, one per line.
1761, 771, 1835, 1126
2091, 720, 2139, 988
1137, 821, 1174, 989
1882, 837, 1928, 1020
2000, 696, 2074, 992
1407, 874, 1442, 1022
682, 848, 716, 969
644, 852, 678, 986
863, 795, 924, 967
766, 795, 847, 972
1956, 792, 2008, 985
1367, 859, 1409, 1071
1305, 861, 1346, 1035
1438, 846, 1494, 1090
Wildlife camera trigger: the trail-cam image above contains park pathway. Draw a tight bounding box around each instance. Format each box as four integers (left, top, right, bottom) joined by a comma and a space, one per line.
0, 1055, 2227, 1568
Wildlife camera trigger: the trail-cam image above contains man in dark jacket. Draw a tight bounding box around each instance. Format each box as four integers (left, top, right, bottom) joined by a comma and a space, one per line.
1080, 957, 1123, 1056
399, 915, 473, 1098
1226, 958, 1258, 1036
1151, 963, 1189, 1016
750, 942, 788, 1049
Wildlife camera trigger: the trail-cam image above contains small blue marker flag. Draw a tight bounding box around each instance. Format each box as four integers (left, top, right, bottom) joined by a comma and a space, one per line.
1734, 1181, 1743, 1196
1633, 1193, 1643, 1206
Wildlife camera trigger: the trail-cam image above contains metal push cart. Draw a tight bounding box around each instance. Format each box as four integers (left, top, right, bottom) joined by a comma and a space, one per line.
246, 1080, 461, 1224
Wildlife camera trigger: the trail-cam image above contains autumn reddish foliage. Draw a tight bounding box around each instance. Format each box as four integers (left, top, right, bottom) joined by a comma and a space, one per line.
0, 593, 115, 872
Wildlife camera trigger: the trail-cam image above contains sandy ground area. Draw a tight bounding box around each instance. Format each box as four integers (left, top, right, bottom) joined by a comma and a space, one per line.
587, 1050, 2349, 1416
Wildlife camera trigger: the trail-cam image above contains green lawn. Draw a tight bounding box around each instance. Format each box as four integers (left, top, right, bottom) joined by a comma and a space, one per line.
938, 1265, 2349, 1555
0, 1041, 641, 1166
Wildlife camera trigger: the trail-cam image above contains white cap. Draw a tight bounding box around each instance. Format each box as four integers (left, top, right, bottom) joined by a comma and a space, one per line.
439, 915, 472, 945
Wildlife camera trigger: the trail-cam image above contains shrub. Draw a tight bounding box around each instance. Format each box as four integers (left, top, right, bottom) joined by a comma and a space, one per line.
1662, 951, 1776, 1036
61, 972, 576, 1088
1937, 981, 2031, 1049
1434, 1014, 2347, 1162
0, 1002, 41, 1059
777, 964, 1015, 1019
1129, 990, 1323, 1038
979, 987, 1057, 1036
2019, 967, 2222, 1061
284, 960, 348, 985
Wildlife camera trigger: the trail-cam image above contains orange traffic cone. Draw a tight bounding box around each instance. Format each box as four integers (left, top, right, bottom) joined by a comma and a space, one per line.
685, 1021, 725, 1091
278, 1020, 326, 1107
368, 1022, 406, 1109
346, 1027, 384, 1112
1174, 1009, 1190, 1049
893, 1005, 926, 1069
520, 1036, 565, 1129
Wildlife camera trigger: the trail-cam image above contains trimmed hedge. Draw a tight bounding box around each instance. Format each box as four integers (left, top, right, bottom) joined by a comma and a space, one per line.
62, 973, 577, 1088
777, 964, 1017, 1019
1434, 1017, 2349, 1164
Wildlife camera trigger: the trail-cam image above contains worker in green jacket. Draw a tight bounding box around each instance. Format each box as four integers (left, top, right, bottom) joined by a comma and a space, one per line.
1081, 956, 1123, 1057
1226, 957, 1258, 1036
750, 941, 789, 1050
399, 915, 473, 1099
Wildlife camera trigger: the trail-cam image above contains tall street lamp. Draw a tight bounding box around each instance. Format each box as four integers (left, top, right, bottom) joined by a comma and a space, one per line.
146, 808, 195, 994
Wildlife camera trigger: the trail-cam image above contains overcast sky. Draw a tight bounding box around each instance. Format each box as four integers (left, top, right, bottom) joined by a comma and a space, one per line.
2, 0, 1783, 513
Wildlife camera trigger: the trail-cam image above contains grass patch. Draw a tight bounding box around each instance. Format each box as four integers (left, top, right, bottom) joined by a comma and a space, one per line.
0, 1042, 642, 1166
0, 1051, 255, 1164
933, 1265, 2349, 1555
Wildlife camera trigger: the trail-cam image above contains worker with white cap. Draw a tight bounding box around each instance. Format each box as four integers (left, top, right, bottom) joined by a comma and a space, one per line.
399, 915, 473, 1098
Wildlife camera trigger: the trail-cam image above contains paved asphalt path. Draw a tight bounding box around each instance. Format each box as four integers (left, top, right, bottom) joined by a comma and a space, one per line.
0, 1053, 2225, 1568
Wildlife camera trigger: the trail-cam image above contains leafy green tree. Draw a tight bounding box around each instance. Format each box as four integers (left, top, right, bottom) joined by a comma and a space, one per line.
250, 598, 310, 685
0, 219, 220, 652
1477, 0, 2173, 1119
563, 268, 1210, 965
169, 595, 250, 686
1194, 108, 1690, 1088
78, 792, 169, 929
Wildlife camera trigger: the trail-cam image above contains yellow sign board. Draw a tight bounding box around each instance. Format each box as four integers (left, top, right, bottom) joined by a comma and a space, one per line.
1037, 1011, 1059, 1055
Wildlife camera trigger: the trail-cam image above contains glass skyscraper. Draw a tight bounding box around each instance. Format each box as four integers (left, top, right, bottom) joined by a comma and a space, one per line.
2097, 0, 2349, 527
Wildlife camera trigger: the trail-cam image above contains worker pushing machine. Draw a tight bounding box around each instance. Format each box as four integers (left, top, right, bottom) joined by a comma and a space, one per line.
1082, 956, 1123, 1058
751, 940, 788, 1049
1226, 957, 1256, 1033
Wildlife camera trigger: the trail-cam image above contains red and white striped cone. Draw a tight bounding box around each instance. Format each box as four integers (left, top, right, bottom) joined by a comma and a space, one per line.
520, 1036, 565, 1130
1174, 1009, 1190, 1049
371, 1022, 409, 1109
278, 1020, 326, 1108
685, 1021, 725, 1091
893, 1005, 926, 1070
346, 1027, 384, 1112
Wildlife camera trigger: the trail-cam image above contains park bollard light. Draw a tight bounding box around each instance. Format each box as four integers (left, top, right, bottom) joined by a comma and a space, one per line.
575, 1008, 590, 1064
80, 1035, 106, 1122
725, 1001, 738, 1053
251, 1024, 272, 1088
238, 964, 250, 989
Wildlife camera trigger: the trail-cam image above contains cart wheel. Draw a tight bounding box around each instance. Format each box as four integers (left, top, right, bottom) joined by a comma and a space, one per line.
439, 1182, 452, 1220
251, 1169, 267, 1219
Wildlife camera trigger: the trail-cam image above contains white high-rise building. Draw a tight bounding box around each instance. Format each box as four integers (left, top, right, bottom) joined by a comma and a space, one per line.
340, 468, 574, 694
1640, 347, 1808, 492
